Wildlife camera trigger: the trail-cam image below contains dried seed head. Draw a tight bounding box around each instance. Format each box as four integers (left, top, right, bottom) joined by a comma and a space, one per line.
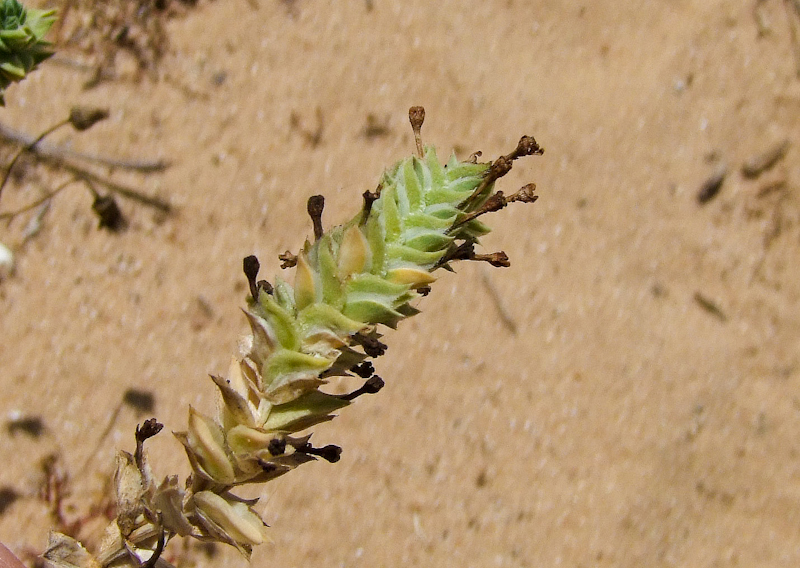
473, 251, 511, 268
92, 195, 126, 232
257, 280, 273, 296
508, 183, 538, 203
135, 418, 163, 469
409, 106, 425, 157
307, 195, 325, 241
480, 192, 509, 214
69, 106, 110, 131
243, 255, 260, 301
339, 375, 385, 401
293, 442, 342, 463
461, 136, 544, 209
350, 361, 375, 378
267, 437, 286, 456
361, 189, 380, 224
278, 250, 297, 268
363, 374, 385, 393
490, 156, 513, 180
510, 135, 544, 159
353, 333, 387, 358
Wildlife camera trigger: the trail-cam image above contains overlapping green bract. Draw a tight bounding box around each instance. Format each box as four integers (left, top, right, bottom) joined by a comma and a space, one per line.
239, 147, 492, 407
0, 0, 55, 105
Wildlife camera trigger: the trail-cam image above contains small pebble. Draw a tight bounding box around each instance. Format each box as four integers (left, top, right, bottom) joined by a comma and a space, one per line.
697, 164, 728, 205
742, 140, 790, 179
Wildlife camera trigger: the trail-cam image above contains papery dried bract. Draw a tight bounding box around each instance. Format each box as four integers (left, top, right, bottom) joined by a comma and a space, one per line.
182, 407, 236, 484
43, 532, 100, 568
338, 224, 370, 277
151, 476, 195, 537
193, 491, 270, 550
293, 253, 317, 310
211, 372, 260, 429
113, 452, 147, 537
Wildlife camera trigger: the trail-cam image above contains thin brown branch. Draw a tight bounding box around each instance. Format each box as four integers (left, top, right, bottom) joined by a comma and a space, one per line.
0, 119, 70, 202
0, 178, 78, 221
49, 159, 172, 213
0, 122, 171, 173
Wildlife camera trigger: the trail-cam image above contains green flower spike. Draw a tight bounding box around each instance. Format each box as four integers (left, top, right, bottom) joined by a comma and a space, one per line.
44, 108, 543, 568
0, 0, 56, 105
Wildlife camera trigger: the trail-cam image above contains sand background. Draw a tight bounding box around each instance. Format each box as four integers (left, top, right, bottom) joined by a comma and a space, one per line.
1, 1, 800, 566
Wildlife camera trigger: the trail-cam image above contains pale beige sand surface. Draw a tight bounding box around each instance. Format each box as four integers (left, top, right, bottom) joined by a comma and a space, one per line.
1, 2, 799, 567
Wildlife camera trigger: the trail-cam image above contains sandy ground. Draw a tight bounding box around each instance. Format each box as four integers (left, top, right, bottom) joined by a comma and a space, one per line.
1, 1, 800, 567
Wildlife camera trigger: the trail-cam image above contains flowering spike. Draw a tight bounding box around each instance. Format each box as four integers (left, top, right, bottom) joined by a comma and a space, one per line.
94, 108, 543, 564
